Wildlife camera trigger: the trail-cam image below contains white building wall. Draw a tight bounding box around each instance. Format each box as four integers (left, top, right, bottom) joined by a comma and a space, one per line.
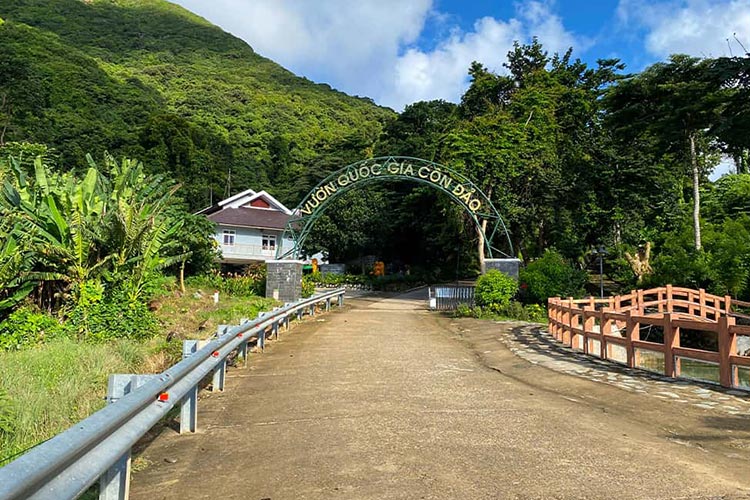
214, 225, 295, 263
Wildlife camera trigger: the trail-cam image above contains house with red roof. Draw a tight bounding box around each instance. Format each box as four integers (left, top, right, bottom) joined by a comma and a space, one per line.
196, 188, 296, 265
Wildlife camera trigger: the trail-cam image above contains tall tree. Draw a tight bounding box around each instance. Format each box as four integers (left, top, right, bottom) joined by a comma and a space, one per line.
605, 55, 722, 250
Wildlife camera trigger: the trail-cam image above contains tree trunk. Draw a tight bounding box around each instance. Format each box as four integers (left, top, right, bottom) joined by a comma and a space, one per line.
477, 218, 487, 273
179, 260, 186, 293
690, 133, 701, 251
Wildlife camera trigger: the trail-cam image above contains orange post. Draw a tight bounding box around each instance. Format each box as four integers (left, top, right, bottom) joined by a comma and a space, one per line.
718, 315, 737, 388
625, 310, 638, 368
570, 297, 581, 350
583, 305, 595, 354
561, 300, 571, 345
547, 298, 554, 338
663, 313, 679, 378
666, 284, 673, 313
600, 308, 610, 359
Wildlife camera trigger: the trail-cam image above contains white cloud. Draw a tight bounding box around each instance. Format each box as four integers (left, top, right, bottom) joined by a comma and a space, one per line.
385, 2, 587, 109
617, 0, 750, 58
173, 0, 584, 110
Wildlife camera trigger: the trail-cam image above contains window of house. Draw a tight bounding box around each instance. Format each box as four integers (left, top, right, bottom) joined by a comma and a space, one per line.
262, 234, 276, 251
222, 230, 236, 246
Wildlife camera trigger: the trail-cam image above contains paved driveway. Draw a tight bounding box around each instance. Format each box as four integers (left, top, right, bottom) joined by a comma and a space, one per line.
131, 290, 750, 499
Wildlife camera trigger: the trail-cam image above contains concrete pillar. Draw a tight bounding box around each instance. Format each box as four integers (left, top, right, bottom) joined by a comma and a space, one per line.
266, 260, 303, 302
483, 258, 521, 280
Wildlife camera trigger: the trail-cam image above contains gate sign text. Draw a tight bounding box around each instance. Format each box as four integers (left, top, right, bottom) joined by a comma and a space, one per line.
299, 159, 482, 216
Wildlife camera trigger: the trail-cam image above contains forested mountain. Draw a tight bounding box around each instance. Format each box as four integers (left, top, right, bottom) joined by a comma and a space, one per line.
3, 0, 750, 299
0, 0, 394, 208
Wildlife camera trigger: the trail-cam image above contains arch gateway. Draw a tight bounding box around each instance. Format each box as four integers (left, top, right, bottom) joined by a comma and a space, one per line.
266, 156, 521, 301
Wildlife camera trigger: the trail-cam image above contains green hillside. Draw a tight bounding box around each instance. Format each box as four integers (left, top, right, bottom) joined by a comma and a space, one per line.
0, 0, 394, 207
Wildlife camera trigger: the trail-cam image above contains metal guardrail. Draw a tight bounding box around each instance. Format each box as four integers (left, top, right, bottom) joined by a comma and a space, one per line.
428, 285, 475, 310
0, 288, 346, 500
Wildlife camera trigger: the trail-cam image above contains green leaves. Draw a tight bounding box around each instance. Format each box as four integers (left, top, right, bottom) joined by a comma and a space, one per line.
0, 153, 212, 333
475, 270, 518, 308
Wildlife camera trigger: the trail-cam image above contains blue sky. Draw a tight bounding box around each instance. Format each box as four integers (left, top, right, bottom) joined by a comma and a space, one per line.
173, 0, 750, 111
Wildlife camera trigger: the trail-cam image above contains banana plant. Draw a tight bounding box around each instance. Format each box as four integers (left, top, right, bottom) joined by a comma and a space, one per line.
1, 156, 108, 305
0, 229, 34, 316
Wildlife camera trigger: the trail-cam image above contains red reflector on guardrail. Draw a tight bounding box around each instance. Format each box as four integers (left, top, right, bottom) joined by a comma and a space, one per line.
157, 393, 169, 402
237, 333, 243, 338
212, 351, 220, 357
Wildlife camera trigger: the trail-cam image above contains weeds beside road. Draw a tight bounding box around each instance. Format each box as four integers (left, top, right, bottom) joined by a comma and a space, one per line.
0, 285, 276, 464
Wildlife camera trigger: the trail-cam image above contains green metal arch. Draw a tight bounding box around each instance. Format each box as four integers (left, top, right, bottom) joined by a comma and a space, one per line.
276, 156, 513, 260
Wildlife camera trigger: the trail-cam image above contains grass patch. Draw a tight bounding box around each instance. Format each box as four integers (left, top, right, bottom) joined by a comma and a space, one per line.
154, 287, 277, 340
0, 285, 279, 464
0, 338, 148, 463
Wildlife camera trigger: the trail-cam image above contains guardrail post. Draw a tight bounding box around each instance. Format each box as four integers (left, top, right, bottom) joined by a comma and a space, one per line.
326, 298, 331, 312
310, 303, 316, 316
718, 315, 737, 388
273, 321, 279, 339
260, 327, 267, 350
99, 450, 130, 500
238, 339, 248, 366
338, 292, 344, 307
101, 374, 158, 500
284, 315, 290, 331
180, 386, 198, 434
663, 313, 678, 377
212, 359, 227, 391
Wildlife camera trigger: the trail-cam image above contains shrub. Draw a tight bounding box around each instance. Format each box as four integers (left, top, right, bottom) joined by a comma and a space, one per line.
490, 302, 547, 323
475, 270, 518, 308
454, 304, 474, 318
186, 269, 266, 298
453, 301, 546, 322
0, 306, 64, 351
139, 273, 177, 301
65, 293, 160, 342
301, 275, 316, 298
520, 249, 587, 303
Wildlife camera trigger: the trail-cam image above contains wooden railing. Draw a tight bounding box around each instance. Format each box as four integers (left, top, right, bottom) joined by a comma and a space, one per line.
547, 285, 750, 389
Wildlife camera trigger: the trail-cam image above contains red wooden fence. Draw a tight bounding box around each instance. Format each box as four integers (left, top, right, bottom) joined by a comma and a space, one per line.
547, 285, 750, 389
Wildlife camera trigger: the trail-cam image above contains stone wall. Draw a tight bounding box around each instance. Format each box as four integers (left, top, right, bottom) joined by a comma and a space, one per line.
319, 263, 346, 275
483, 258, 522, 279
266, 260, 303, 303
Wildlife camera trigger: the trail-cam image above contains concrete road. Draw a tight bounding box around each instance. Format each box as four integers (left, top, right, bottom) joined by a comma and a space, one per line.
131, 290, 750, 499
